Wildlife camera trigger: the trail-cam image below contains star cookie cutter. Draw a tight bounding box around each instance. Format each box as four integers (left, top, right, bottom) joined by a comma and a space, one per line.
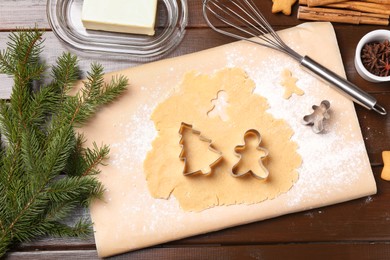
178, 122, 222, 176
231, 129, 269, 180
302, 100, 331, 134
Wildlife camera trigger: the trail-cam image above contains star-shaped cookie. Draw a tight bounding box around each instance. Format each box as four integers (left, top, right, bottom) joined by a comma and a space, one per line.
272, 0, 297, 15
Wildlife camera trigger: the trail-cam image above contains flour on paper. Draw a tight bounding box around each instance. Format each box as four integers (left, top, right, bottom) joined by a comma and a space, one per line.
144, 68, 301, 211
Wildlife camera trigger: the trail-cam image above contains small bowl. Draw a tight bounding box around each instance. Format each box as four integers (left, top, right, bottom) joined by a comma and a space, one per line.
354, 29, 390, 83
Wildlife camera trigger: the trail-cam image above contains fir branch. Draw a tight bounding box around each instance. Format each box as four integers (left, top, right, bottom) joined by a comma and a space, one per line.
0, 29, 128, 257
51, 52, 79, 95
43, 218, 92, 238
81, 143, 110, 177
65, 63, 128, 126
0, 49, 15, 75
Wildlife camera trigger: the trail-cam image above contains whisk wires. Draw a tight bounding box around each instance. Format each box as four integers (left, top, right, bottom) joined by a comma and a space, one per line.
203, 0, 302, 61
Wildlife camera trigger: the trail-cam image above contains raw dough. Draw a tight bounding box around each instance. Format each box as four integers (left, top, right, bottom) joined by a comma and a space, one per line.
144, 68, 301, 211
280, 69, 304, 99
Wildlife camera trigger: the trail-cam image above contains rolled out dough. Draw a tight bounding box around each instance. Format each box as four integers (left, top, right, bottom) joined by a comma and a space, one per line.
144, 68, 301, 211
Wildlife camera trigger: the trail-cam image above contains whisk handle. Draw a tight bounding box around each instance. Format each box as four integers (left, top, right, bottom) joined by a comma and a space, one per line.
300, 56, 386, 115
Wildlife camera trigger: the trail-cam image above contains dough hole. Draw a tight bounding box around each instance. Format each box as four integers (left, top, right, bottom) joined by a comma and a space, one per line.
207, 90, 230, 121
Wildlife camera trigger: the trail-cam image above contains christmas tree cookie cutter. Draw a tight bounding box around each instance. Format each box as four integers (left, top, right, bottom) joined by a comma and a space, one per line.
302, 100, 331, 134
231, 129, 269, 180
178, 122, 222, 176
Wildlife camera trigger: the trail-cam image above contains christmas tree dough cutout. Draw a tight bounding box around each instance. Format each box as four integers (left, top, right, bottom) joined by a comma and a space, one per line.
179, 122, 222, 176
280, 69, 304, 99
232, 129, 269, 180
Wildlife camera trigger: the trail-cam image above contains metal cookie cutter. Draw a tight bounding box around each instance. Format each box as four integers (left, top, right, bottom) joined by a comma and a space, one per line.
178, 122, 222, 176
302, 100, 331, 134
231, 129, 269, 180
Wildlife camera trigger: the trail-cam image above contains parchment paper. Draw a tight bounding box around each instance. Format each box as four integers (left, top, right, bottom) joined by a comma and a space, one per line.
79, 22, 376, 257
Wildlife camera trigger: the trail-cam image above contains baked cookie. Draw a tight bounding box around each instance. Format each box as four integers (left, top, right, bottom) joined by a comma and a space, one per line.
272, 0, 297, 15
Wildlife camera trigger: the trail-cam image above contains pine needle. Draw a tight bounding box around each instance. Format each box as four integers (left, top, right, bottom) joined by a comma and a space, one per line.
0, 28, 128, 257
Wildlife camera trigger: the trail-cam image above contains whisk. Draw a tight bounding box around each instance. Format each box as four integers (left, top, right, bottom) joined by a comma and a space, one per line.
203, 0, 387, 115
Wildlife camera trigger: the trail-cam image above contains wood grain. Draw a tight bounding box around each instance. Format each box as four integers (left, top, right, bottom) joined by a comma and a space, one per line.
0, 0, 48, 30
6, 243, 390, 260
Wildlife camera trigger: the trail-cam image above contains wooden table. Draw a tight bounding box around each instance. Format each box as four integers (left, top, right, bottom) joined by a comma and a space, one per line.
2, 1, 390, 259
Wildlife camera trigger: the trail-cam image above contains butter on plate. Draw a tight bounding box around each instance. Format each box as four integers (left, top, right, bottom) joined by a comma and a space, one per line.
81, 0, 158, 36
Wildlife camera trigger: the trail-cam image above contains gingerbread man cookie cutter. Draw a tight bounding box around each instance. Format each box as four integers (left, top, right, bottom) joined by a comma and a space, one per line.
302, 100, 331, 134
178, 122, 222, 176
231, 129, 269, 180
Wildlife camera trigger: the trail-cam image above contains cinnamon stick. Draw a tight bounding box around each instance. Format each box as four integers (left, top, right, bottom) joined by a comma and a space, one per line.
298, 6, 390, 25
300, 0, 390, 5
362, 0, 390, 4
306, 0, 347, 6
327, 1, 390, 15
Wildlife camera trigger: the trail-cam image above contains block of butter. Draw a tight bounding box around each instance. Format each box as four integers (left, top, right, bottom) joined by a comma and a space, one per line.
81, 0, 158, 36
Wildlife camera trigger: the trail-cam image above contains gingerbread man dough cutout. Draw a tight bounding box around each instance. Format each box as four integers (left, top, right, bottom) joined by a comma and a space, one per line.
280, 69, 304, 99
231, 129, 269, 180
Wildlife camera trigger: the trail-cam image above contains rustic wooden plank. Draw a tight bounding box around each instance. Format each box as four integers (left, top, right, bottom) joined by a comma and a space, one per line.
5, 243, 390, 260
187, 0, 302, 27
0, 0, 48, 30
357, 98, 390, 165
5, 250, 99, 259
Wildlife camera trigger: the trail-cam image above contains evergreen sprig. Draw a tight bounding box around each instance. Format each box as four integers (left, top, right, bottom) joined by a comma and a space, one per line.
0, 29, 128, 256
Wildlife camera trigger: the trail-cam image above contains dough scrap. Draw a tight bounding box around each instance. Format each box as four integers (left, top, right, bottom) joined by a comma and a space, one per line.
144, 68, 301, 211
381, 151, 390, 181
280, 69, 304, 99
